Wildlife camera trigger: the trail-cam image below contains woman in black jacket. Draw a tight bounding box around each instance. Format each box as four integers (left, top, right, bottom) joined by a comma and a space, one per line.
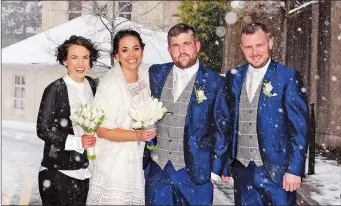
36, 35, 100, 205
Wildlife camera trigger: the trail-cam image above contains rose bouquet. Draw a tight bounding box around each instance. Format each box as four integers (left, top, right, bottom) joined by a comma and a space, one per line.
70, 104, 105, 160
129, 97, 171, 150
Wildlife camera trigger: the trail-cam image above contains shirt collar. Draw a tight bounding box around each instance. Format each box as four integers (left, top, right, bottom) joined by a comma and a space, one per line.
248, 58, 271, 74
63, 74, 85, 87
173, 60, 199, 77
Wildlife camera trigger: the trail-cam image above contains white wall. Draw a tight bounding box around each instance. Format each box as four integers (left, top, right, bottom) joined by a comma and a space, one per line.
2, 64, 108, 123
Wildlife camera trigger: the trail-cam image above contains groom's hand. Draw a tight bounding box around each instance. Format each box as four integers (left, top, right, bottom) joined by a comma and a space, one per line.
221, 176, 230, 183
283, 173, 301, 192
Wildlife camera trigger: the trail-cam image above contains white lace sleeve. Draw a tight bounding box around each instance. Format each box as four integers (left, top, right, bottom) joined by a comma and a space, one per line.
94, 77, 119, 129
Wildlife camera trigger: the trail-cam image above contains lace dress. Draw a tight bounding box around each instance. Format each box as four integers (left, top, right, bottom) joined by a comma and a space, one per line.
86, 79, 150, 205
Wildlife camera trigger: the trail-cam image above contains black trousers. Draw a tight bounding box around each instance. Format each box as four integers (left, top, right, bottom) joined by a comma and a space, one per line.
38, 169, 89, 206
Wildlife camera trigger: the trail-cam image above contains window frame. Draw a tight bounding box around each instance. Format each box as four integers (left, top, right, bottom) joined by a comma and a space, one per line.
68, 0, 82, 20
13, 74, 26, 111
118, 1, 132, 20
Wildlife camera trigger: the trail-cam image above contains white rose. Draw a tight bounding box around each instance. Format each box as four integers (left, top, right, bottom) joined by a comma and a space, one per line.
264, 83, 273, 93
197, 90, 207, 103
77, 116, 84, 125
83, 119, 90, 128
89, 121, 96, 130
70, 113, 78, 123
133, 121, 143, 129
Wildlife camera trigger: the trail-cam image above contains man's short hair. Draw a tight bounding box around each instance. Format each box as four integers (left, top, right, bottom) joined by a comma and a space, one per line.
167, 23, 197, 45
241, 22, 270, 36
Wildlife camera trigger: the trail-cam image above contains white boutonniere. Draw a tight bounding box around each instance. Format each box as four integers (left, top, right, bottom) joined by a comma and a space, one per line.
262, 81, 277, 100
194, 86, 207, 104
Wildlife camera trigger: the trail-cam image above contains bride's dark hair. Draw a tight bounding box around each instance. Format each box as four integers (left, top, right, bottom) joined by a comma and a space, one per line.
112, 29, 145, 57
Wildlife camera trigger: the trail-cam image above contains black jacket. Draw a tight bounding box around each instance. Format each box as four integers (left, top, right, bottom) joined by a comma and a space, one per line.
37, 76, 97, 170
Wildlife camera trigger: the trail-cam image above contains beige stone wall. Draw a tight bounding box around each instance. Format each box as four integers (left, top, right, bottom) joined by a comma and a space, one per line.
2, 64, 108, 123
41, 1, 69, 31
41, 1, 180, 32
2, 65, 66, 123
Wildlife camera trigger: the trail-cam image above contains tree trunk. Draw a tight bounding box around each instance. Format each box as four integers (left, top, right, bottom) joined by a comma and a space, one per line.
281, 0, 290, 64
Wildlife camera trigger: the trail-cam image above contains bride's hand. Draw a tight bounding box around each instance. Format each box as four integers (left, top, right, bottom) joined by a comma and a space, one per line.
82, 134, 96, 148
136, 129, 156, 142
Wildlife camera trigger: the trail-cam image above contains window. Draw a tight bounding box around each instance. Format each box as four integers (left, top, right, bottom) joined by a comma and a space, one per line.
118, 1, 132, 20
14, 75, 25, 110
69, 1, 82, 20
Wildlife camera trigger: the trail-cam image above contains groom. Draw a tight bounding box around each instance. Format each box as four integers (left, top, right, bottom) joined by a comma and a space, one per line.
143, 23, 231, 205
222, 22, 309, 205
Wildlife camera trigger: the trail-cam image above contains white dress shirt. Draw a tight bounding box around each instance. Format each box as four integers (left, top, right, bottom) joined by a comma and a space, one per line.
172, 61, 220, 182
40, 74, 93, 180
173, 60, 199, 102
246, 58, 271, 102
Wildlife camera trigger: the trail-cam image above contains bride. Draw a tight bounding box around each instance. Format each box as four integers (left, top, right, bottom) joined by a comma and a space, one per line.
86, 30, 156, 205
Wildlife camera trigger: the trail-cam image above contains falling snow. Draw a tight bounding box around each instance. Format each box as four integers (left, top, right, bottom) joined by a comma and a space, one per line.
230, 69, 238, 75
215, 26, 226, 37
243, 16, 252, 24
224, 11, 238, 25
60, 118, 68, 127
43, 180, 51, 188
331, 76, 337, 81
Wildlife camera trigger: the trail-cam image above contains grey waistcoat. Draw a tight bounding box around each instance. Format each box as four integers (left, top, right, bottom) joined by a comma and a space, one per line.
151, 69, 196, 170
236, 79, 264, 167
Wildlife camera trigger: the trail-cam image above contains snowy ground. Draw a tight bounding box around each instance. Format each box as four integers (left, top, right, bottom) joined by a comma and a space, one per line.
300, 155, 341, 205
1, 120, 233, 205
2, 120, 340, 205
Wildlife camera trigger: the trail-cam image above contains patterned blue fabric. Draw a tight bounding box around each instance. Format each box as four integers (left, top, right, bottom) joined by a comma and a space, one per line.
232, 160, 296, 206
223, 60, 309, 205
144, 62, 231, 204
145, 161, 213, 206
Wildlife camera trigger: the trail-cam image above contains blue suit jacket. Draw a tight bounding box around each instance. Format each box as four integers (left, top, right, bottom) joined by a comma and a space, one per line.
223, 60, 309, 186
143, 62, 231, 185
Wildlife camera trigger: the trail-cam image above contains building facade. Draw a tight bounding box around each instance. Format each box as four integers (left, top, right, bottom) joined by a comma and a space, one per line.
41, 1, 180, 32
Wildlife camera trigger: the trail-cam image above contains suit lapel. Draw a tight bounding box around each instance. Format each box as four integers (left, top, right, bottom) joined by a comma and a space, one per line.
233, 65, 248, 127
185, 64, 207, 128
151, 63, 173, 99
257, 60, 278, 113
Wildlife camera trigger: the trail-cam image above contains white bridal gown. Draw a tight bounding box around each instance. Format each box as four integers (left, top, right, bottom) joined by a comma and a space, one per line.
86, 66, 151, 205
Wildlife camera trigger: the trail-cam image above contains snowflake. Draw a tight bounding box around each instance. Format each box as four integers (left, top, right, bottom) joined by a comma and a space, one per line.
225, 11, 238, 25
215, 26, 226, 37
338, 35, 341, 41
43, 179, 51, 188
230, 69, 237, 75
297, 28, 302, 32
278, 108, 283, 113
243, 15, 252, 24
331, 75, 337, 81
314, 75, 320, 80
301, 88, 307, 93
215, 40, 219, 45
336, 126, 340, 130
324, 21, 330, 26
75, 156, 80, 161
60, 118, 68, 127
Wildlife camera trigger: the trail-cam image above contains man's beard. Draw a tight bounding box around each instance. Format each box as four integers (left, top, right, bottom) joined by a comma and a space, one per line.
175, 55, 196, 69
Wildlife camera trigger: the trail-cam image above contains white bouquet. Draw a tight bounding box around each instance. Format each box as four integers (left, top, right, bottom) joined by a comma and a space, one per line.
129, 97, 171, 150
70, 104, 105, 160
